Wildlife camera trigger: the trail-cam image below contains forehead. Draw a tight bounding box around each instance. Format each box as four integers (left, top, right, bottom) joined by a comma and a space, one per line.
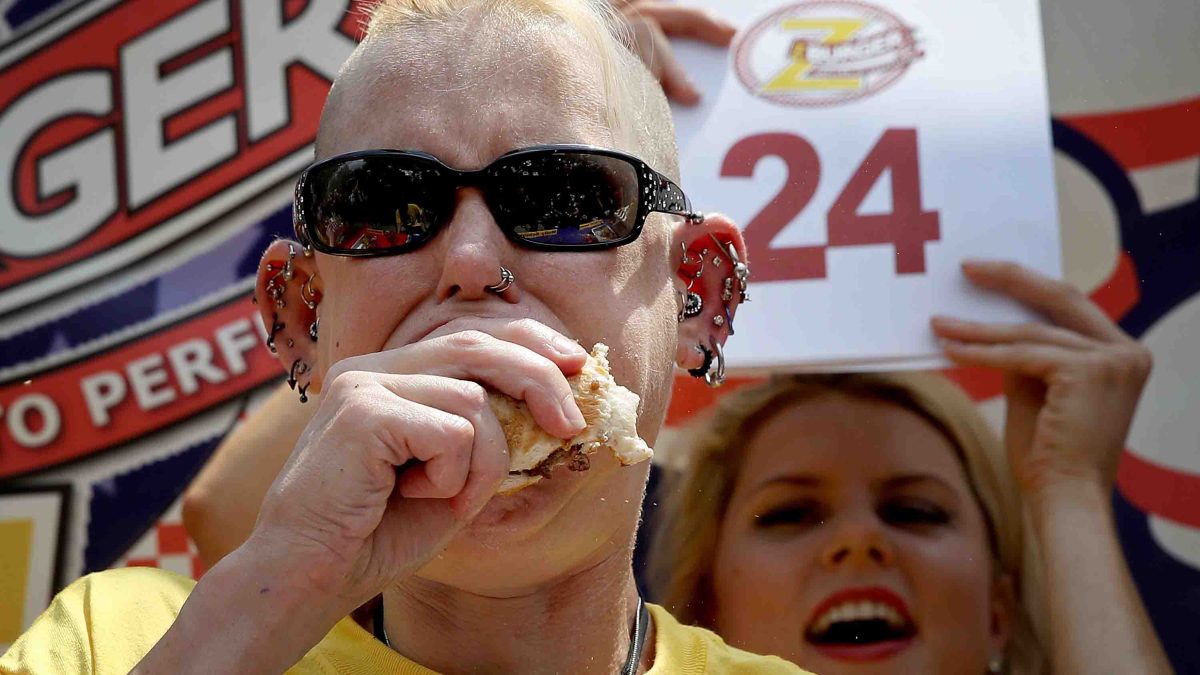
319, 16, 615, 167
738, 394, 970, 490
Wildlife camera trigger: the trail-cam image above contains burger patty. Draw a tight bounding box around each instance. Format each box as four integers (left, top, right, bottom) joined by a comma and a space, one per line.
510, 443, 591, 479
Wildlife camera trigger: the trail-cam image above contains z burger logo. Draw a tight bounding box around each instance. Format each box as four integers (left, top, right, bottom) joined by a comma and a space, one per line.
0, 0, 364, 313
734, 0, 923, 107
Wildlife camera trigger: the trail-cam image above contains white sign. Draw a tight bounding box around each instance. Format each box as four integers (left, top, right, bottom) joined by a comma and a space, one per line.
671, 0, 1060, 371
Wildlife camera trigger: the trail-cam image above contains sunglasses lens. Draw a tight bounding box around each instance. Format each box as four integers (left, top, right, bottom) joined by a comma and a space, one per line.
303, 157, 447, 252
489, 152, 640, 247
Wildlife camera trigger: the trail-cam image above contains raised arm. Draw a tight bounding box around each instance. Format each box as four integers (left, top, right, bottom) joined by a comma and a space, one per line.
182, 383, 311, 567
933, 260, 1172, 675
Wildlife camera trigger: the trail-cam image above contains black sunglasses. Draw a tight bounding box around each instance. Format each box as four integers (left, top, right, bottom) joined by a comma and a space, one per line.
293, 144, 699, 256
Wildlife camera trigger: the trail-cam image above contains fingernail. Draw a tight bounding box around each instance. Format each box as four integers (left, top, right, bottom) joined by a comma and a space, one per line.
564, 394, 586, 430
552, 335, 585, 357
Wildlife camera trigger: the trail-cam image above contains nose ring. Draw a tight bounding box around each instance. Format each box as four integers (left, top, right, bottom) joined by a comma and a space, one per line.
485, 266, 515, 295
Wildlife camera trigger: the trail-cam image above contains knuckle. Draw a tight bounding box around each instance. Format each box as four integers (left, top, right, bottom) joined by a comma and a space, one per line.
444, 329, 492, 350
454, 381, 491, 412
325, 368, 369, 398
442, 415, 476, 449
510, 317, 547, 338
1117, 343, 1154, 379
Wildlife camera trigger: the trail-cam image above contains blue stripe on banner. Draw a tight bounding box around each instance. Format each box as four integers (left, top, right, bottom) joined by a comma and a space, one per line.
0, 206, 291, 370
3, 0, 63, 31
83, 434, 224, 573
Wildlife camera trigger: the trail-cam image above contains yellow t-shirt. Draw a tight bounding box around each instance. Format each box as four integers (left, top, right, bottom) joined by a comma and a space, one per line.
1, 568, 808, 674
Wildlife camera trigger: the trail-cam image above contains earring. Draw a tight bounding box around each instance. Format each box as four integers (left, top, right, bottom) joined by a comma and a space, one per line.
301, 274, 320, 310
265, 244, 297, 308
987, 656, 1003, 674
705, 340, 726, 387
309, 317, 319, 342
266, 315, 285, 353
683, 291, 703, 319
288, 359, 312, 403
686, 344, 713, 379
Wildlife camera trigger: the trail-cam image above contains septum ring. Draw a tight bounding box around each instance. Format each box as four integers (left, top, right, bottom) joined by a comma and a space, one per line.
485, 266, 515, 294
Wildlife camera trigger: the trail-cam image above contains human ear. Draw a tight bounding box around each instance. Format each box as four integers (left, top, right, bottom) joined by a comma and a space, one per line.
254, 239, 323, 401
988, 573, 1017, 665
670, 213, 749, 386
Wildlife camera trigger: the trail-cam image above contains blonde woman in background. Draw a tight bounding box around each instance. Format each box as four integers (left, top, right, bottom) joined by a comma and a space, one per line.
652, 267, 1170, 674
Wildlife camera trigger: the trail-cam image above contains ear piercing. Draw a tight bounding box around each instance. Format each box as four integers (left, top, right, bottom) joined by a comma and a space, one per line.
301, 274, 320, 310
288, 359, 313, 403
265, 244, 297, 308
687, 344, 713, 379
267, 315, 285, 353
309, 317, 319, 342
709, 235, 751, 303
686, 341, 725, 387
683, 292, 703, 319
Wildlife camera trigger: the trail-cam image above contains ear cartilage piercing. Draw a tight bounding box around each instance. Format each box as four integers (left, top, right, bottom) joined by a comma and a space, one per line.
302, 246, 313, 258
683, 292, 703, 319
301, 275, 320, 310
267, 315, 285, 353
723, 278, 733, 302
283, 244, 296, 280
687, 344, 714, 379
713, 314, 725, 328
309, 317, 319, 342
287, 339, 294, 348
265, 246, 298, 308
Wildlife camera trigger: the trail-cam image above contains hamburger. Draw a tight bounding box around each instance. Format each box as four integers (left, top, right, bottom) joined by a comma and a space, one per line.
490, 343, 652, 494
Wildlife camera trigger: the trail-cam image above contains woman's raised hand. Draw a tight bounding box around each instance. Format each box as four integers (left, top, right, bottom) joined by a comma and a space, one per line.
931, 260, 1152, 497
613, 0, 737, 105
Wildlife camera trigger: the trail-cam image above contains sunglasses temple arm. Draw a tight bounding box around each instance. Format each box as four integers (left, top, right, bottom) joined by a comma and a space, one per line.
654, 178, 704, 223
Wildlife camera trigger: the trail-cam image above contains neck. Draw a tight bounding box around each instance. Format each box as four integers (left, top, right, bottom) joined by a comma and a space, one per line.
382, 549, 647, 674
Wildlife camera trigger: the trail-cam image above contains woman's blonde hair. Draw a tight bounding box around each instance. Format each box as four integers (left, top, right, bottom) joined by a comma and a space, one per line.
649, 372, 1048, 674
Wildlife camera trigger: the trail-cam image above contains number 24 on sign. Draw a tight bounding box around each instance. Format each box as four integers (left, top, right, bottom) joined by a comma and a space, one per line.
724, 128, 940, 283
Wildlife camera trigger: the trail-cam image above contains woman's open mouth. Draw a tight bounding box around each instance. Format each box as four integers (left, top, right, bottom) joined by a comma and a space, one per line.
804, 586, 917, 662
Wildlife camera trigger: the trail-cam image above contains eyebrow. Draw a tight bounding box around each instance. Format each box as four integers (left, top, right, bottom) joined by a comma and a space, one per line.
881, 474, 957, 491
752, 475, 825, 492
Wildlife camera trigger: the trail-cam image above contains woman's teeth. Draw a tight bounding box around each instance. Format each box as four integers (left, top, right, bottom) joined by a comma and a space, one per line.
810, 601, 908, 635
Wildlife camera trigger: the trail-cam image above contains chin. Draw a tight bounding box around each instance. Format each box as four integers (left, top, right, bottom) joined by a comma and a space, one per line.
418, 457, 647, 593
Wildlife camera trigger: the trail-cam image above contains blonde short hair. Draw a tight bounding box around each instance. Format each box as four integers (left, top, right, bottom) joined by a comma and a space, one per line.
358, 0, 679, 178
649, 372, 1049, 674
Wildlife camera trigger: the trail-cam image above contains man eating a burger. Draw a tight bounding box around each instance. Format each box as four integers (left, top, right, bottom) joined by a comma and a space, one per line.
1, 0, 796, 672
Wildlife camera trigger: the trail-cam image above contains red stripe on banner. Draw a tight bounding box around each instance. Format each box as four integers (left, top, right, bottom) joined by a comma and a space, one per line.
1118, 452, 1200, 528
1060, 96, 1200, 170
0, 297, 283, 478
